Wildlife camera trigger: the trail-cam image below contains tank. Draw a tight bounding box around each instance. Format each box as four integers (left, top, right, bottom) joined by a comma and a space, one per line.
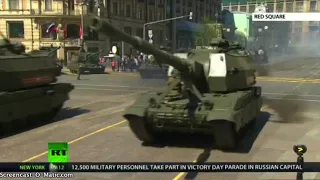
67, 47, 105, 74
90, 17, 262, 149
0, 36, 74, 134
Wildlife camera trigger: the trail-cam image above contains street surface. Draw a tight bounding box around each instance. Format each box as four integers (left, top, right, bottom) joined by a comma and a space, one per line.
1, 57, 320, 179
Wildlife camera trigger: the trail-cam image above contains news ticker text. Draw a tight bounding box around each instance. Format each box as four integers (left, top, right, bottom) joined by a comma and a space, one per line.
1, 162, 319, 172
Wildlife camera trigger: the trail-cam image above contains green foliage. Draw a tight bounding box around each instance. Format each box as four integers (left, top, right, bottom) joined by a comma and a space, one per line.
194, 17, 222, 46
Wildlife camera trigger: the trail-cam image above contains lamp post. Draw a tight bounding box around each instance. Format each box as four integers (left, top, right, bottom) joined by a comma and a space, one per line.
142, 12, 193, 41
75, 1, 87, 52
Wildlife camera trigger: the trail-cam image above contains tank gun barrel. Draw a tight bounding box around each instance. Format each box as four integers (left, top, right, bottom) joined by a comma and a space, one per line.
87, 49, 102, 58
90, 17, 191, 73
48, 46, 61, 55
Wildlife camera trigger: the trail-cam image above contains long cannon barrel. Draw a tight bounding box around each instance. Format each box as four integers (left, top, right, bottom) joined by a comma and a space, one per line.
48, 46, 61, 55
87, 49, 102, 58
90, 17, 191, 73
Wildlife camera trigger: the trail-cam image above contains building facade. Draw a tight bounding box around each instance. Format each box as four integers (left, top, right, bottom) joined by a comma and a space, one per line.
0, 0, 166, 64
107, 0, 166, 56
166, 0, 221, 51
222, 0, 320, 43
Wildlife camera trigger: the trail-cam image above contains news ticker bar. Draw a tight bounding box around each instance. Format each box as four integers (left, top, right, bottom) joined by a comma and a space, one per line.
1, 162, 320, 172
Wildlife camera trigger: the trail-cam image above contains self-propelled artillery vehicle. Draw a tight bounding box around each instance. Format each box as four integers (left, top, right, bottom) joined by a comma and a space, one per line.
90, 17, 262, 149
67, 49, 105, 74
0, 35, 74, 134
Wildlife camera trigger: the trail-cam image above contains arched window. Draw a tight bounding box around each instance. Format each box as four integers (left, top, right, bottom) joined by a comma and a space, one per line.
65, 24, 80, 39
41, 23, 57, 39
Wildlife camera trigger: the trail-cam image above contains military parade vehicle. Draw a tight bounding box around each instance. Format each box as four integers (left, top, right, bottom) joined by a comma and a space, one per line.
90, 17, 263, 150
0, 34, 74, 134
67, 41, 105, 74
67, 50, 105, 74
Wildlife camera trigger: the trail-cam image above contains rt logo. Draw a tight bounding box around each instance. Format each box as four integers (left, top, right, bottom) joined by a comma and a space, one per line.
293, 145, 307, 156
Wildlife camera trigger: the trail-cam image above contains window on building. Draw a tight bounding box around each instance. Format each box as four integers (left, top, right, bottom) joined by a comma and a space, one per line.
113, 2, 118, 15
148, 10, 154, 21
310, 1, 317, 12
231, 6, 237, 12
240, 6, 246, 12
249, 5, 255, 13
188, 0, 192, 7
65, 24, 80, 39
136, 28, 143, 38
69, 0, 75, 11
266, 4, 273, 12
159, 30, 163, 44
126, 5, 131, 17
44, 0, 53, 11
286, 2, 293, 12
276, 4, 283, 12
7, 21, 24, 38
137, 8, 143, 19
148, 0, 155, 5
176, 7, 180, 13
41, 23, 57, 39
9, 0, 19, 10
158, 0, 164, 6
88, 0, 95, 13
295, 2, 303, 12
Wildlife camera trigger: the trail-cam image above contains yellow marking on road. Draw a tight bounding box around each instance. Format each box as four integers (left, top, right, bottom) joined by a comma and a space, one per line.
22, 120, 127, 162
172, 105, 268, 180
173, 160, 197, 180
257, 77, 320, 84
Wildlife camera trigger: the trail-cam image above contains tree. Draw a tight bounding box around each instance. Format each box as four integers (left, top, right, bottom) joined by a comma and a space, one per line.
194, 17, 222, 47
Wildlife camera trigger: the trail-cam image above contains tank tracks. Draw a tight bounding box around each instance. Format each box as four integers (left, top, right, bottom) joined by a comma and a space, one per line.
0, 104, 63, 136
127, 115, 256, 150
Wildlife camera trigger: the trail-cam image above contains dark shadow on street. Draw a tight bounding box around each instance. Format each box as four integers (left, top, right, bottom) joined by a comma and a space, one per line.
0, 107, 90, 139
54, 107, 90, 121
184, 148, 212, 180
